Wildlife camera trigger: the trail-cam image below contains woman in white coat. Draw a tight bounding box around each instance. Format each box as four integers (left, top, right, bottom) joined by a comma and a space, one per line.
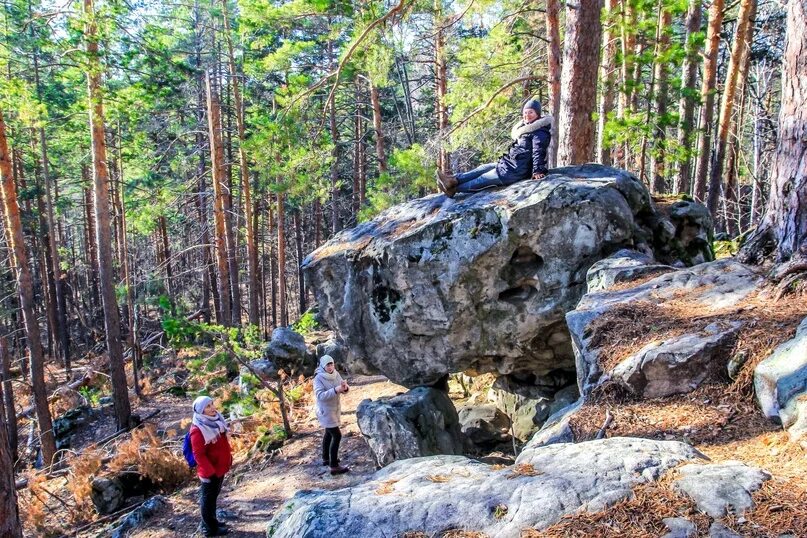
313, 355, 350, 474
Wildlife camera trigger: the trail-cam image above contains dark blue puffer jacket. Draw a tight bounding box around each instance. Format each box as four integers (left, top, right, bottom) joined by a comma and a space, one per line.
495, 115, 552, 183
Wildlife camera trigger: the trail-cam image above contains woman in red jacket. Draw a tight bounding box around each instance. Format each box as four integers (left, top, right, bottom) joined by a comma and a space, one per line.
190, 396, 233, 537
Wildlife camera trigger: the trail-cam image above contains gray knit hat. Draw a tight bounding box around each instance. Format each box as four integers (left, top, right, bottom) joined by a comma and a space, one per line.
522, 98, 542, 116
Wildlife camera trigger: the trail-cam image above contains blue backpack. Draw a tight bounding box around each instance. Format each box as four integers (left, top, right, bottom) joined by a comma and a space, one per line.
183, 431, 196, 468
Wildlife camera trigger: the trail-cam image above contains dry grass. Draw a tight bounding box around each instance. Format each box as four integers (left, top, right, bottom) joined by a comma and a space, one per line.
108, 423, 194, 490
523, 469, 807, 537
589, 286, 807, 379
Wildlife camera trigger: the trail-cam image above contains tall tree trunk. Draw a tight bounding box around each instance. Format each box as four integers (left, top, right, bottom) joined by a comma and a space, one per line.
706, 0, 757, 217
277, 193, 288, 327
294, 209, 305, 315
545, 0, 562, 167
597, 0, 619, 166
434, 0, 451, 174
157, 216, 173, 297
29, 133, 59, 358
83, 181, 100, 313
0, 360, 22, 538
221, 1, 258, 326
739, 0, 807, 265
650, 6, 672, 193
369, 82, 387, 175
31, 19, 69, 368
558, 0, 604, 165
617, 0, 638, 168
1, 338, 17, 460
116, 160, 141, 399
206, 71, 232, 326
692, 0, 726, 202
674, 0, 703, 195
725, 39, 754, 236
353, 81, 363, 218
218, 3, 247, 326
328, 40, 341, 235
85, 0, 131, 431
0, 106, 57, 465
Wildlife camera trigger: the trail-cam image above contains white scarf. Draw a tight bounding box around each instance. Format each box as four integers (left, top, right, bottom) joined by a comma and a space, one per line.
511, 115, 553, 140
192, 396, 228, 444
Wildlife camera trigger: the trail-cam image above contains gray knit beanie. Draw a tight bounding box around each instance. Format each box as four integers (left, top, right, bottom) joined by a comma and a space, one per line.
522, 99, 542, 116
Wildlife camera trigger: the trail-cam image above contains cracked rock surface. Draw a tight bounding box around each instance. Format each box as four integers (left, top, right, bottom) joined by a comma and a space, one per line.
304, 165, 711, 387
265, 437, 702, 538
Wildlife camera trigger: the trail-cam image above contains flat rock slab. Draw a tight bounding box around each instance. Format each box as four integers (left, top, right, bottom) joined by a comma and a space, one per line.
303, 164, 711, 387
266, 437, 703, 538
673, 462, 770, 518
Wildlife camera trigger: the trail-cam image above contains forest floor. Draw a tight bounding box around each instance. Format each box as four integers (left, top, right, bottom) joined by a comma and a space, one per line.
14, 286, 807, 537
84, 374, 405, 538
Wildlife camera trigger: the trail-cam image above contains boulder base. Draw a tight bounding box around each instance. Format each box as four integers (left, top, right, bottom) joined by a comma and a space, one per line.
356, 387, 466, 467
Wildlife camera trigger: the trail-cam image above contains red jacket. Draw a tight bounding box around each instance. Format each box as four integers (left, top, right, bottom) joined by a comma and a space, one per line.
190, 425, 233, 479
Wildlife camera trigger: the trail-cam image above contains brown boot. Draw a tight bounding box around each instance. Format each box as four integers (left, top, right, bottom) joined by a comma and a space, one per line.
437, 171, 458, 197
330, 465, 350, 475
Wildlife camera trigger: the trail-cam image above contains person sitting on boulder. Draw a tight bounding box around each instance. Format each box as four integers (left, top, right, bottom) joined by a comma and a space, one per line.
436, 99, 552, 197
190, 396, 233, 537
314, 354, 350, 475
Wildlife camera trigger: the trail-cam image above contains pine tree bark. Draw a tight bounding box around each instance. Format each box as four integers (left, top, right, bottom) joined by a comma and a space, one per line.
434, 0, 451, 174
206, 71, 232, 326
1, 337, 17, 460
369, 82, 387, 175
545, 0, 562, 167
650, 7, 672, 193
558, 0, 604, 165
294, 209, 305, 315
674, 0, 703, 194
706, 0, 757, 217
327, 40, 341, 235
597, 0, 619, 166
277, 193, 288, 327
739, 0, 807, 265
617, 0, 638, 168
85, 0, 131, 431
0, 369, 22, 538
83, 181, 100, 313
692, 0, 726, 202
158, 216, 173, 297
0, 106, 57, 465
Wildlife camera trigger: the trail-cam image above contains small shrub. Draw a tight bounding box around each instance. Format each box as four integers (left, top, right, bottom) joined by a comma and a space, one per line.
292, 310, 319, 336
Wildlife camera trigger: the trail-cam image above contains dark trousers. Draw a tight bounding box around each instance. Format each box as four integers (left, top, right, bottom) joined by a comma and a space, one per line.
200, 475, 224, 533
322, 427, 342, 466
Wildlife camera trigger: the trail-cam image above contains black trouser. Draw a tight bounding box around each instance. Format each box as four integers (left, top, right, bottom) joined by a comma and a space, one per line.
200, 475, 224, 534
322, 427, 342, 466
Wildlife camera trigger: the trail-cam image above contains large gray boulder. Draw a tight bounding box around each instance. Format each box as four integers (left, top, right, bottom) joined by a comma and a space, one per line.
303, 164, 713, 387
610, 321, 743, 399
754, 317, 807, 436
568, 259, 761, 396
357, 387, 466, 467
264, 327, 314, 376
266, 437, 703, 538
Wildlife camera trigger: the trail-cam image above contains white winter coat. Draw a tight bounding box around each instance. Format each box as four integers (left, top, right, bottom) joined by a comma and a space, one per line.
313, 367, 344, 428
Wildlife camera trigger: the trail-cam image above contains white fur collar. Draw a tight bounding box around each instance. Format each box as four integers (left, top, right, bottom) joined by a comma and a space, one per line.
511, 115, 553, 140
